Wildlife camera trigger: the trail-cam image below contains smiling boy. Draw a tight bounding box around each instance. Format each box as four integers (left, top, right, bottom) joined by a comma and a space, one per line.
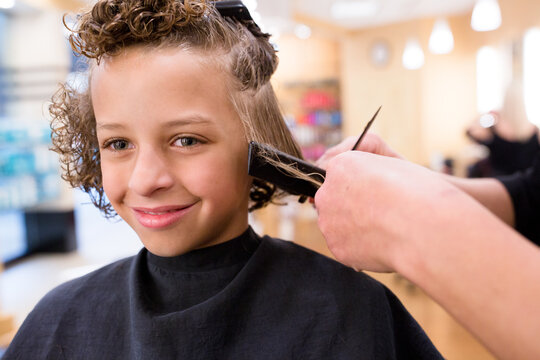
94, 47, 252, 256
3, 1, 442, 359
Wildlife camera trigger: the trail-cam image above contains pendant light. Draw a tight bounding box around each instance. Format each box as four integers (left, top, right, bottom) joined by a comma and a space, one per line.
471, 0, 502, 32
402, 38, 424, 70
429, 18, 454, 54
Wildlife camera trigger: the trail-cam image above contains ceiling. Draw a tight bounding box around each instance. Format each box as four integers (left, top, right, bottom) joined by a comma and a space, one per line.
256, 0, 478, 33
296, 0, 477, 29
4, 0, 479, 31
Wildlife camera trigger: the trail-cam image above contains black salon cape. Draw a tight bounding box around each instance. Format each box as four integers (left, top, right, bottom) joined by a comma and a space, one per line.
4, 227, 442, 359
499, 150, 540, 245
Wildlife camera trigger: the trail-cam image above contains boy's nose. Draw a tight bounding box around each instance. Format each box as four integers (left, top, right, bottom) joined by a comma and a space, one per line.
128, 148, 175, 196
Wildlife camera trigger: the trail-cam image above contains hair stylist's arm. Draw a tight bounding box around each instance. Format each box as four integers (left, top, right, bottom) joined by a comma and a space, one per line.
314, 151, 540, 360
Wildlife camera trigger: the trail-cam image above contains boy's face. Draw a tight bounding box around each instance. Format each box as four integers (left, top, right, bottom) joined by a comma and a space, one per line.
92, 47, 252, 256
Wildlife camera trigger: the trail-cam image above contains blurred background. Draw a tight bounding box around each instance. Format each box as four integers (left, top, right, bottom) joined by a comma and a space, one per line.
1, 0, 539, 358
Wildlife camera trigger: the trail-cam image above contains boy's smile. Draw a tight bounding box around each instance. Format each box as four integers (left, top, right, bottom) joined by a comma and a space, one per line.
132, 203, 198, 229
92, 46, 252, 256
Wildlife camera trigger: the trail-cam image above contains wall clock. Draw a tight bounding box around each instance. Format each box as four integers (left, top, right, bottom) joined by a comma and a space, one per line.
369, 40, 391, 68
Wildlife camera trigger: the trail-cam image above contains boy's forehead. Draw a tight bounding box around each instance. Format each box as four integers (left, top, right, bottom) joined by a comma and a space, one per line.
90, 46, 230, 91
93, 45, 219, 69
91, 46, 244, 134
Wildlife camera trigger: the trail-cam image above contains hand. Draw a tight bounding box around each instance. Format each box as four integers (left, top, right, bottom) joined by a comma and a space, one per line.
316, 133, 402, 170
314, 150, 467, 272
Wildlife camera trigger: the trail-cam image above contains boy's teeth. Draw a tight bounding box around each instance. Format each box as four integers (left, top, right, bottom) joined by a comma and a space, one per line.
140, 207, 186, 215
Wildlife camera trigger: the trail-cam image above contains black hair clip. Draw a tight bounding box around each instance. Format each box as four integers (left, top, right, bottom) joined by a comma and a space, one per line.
212, 0, 254, 22
212, 0, 266, 36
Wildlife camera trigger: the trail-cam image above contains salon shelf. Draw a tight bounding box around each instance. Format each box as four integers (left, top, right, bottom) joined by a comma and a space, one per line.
278, 80, 342, 161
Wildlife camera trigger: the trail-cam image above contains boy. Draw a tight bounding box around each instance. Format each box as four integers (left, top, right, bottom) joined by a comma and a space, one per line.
3, 1, 442, 358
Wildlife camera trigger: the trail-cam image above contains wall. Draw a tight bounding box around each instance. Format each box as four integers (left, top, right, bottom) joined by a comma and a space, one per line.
273, 34, 340, 84
338, 0, 540, 166
341, 22, 426, 163
272, 32, 341, 117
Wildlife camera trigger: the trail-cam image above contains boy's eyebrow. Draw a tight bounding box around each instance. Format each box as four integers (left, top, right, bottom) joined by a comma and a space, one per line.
162, 116, 214, 128
96, 122, 125, 131
96, 116, 214, 130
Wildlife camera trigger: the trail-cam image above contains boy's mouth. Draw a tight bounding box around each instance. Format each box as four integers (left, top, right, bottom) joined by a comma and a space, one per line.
131, 204, 196, 229
140, 209, 178, 215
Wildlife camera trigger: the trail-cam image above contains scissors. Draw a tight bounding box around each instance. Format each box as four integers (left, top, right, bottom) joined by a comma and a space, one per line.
351, 106, 381, 150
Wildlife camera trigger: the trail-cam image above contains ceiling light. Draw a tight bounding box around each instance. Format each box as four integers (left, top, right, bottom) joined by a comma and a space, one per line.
429, 19, 454, 54
471, 0, 502, 32
402, 38, 425, 70
294, 24, 311, 40
0, 0, 15, 9
331, 0, 379, 19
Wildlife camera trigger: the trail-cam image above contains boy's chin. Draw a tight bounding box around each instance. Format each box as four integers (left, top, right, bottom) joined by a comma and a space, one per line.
142, 239, 197, 257
140, 233, 226, 257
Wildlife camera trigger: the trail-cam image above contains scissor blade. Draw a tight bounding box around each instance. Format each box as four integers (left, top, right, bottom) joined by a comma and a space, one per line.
351, 105, 382, 150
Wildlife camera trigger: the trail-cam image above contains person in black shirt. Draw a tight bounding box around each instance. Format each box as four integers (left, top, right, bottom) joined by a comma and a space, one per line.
466, 125, 539, 177
315, 134, 540, 360
466, 80, 540, 178
3, 1, 442, 359
497, 153, 540, 243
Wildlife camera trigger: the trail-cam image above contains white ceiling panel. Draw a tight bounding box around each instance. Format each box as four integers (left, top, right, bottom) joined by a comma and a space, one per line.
286, 0, 478, 29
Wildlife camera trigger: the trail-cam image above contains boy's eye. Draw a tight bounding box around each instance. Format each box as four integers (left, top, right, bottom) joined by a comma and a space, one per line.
174, 137, 199, 147
106, 139, 132, 151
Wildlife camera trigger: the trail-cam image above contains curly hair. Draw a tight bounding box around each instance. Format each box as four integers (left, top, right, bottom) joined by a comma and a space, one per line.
50, 0, 310, 216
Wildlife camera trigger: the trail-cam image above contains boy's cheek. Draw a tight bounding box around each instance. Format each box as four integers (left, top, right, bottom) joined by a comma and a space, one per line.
101, 165, 124, 202
183, 158, 250, 193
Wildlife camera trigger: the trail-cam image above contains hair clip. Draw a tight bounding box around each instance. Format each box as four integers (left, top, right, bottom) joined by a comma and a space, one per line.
212, 0, 254, 22
212, 0, 266, 36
